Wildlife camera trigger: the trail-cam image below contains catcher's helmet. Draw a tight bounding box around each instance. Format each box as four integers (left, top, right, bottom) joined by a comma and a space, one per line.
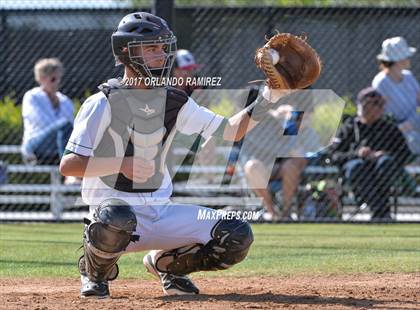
112, 12, 177, 81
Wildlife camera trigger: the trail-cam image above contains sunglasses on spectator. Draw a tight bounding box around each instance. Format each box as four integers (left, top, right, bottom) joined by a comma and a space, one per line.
50, 76, 61, 83
365, 97, 385, 107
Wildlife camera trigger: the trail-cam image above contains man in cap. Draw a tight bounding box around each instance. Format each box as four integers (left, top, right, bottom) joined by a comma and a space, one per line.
330, 87, 411, 220
173, 49, 201, 96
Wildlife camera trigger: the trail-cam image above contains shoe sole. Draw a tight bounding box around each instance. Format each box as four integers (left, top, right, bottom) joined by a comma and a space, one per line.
143, 254, 198, 296
164, 288, 198, 296
80, 294, 110, 299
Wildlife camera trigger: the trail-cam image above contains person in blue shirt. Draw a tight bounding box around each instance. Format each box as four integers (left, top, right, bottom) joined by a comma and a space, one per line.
372, 37, 420, 156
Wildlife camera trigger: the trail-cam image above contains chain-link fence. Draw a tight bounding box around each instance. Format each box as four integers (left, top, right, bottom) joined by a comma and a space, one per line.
1, 3, 419, 221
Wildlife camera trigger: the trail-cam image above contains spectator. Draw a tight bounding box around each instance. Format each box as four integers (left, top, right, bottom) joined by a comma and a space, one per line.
21, 58, 74, 165
171, 49, 217, 180
173, 49, 201, 96
330, 87, 412, 221
243, 107, 317, 221
239, 87, 319, 221
372, 36, 420, 155
245, 158, 308, 221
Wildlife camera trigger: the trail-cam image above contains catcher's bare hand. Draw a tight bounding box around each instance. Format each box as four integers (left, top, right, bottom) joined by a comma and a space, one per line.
121, 157, 155, 183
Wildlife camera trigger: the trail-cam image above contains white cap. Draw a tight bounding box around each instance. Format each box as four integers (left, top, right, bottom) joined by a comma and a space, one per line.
175, 49, 200, 70
377, 36, 416, 62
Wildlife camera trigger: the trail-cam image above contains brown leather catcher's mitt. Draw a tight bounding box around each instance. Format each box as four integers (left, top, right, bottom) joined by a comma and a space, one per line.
255, 33, 322, 89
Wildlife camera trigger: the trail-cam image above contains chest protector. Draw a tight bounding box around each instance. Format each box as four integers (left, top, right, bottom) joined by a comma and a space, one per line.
95, 81, 188, 192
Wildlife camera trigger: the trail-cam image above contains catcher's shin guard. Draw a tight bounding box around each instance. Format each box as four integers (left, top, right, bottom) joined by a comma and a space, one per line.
154, 219, 254, 275
79, 199, 138, 282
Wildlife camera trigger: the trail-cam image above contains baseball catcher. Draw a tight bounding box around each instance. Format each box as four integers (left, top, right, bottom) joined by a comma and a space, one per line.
59, 12, 320, 299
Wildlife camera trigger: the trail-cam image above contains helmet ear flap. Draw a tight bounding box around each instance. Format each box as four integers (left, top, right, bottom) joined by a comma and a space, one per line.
114, 47, 129, 67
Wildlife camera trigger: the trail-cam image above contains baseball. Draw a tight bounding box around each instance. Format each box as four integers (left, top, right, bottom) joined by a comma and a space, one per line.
268, 48, 280, 64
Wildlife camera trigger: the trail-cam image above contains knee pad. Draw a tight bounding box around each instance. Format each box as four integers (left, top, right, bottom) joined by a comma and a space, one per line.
82, 199, 139, 281
155, 219, 253, 275
209, 219, 254, 268
86, 199, 138, 254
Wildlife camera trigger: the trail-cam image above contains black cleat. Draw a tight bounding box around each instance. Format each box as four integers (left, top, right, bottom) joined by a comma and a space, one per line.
160, 273, 200, 295
143, 251, 199, 295
80, 273, 110, 299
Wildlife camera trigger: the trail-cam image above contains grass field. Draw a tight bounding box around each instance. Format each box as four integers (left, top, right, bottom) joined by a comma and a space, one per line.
1, 223, 419, 279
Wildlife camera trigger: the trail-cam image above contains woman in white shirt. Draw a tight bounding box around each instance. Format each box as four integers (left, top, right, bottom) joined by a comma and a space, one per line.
372, 37, 420, 155
21, 58, 74, 164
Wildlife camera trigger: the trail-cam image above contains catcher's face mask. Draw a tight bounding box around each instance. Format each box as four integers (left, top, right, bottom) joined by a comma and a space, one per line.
126, 36, 177, 81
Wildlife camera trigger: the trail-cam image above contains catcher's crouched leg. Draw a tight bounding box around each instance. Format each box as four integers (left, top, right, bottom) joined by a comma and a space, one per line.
79, 199, 138, 284
155, 219, 253, 275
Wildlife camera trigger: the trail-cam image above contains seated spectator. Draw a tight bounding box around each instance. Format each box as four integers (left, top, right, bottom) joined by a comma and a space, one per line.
21, 58, 74, 165
372, 36, 420, 155
243, 105, 318, 221
244, 156, 308, 222
236, 86, 319, 221
330, 87, 412, 221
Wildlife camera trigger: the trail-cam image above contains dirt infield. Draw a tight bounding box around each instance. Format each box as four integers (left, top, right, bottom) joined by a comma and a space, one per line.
1, 274, 419, 310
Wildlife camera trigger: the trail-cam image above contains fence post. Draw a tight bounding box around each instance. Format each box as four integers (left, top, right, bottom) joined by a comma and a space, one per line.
0, 11, 8, 98
50, 168, 62, 220
152, 0, 174, 28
